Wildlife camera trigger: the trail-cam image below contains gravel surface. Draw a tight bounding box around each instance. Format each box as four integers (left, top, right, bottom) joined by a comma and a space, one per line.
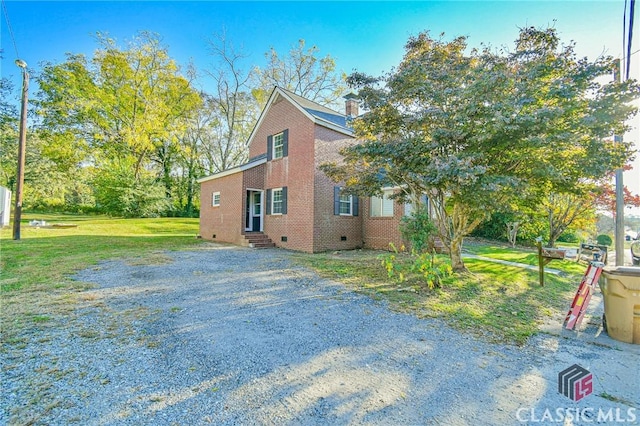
2, 244, 638, 425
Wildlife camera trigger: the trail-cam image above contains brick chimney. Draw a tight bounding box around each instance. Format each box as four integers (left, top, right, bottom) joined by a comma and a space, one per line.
344, 93, 359, 117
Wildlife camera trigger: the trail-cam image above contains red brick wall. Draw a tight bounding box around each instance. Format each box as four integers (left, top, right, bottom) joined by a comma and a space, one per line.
249, 94, 317, 252
201, 90, 409, 253
199, 172, 244, 245
362, 195, 407, 251
313, 126, 363, 252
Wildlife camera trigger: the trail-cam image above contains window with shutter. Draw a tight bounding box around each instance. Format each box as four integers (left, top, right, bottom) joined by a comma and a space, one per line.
271, 188, 284, 214
273, 133, 284, 159
266, 189, 272, 215
334, 186, 355, 216
281, 186, 287, 214
268, 129, 288, 160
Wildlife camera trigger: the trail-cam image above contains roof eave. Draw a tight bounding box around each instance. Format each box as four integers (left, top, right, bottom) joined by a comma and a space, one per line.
197, 158, 267, 184
314, 117, 354, 137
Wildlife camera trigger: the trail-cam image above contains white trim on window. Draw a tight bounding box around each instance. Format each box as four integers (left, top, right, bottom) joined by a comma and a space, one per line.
371, 190, 394, 217
212, 191, 220, 207
272, 188, 283, 215
273, 132, 284, 159
405, 194, 430, 217
339, 193, 353, 216
404, 201, 413, 217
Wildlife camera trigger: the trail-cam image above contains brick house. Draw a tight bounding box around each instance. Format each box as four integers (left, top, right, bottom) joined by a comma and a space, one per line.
198, 87, 416, 253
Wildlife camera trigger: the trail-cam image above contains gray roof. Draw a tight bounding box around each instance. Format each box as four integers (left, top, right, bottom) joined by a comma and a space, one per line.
279, 88, 351, 132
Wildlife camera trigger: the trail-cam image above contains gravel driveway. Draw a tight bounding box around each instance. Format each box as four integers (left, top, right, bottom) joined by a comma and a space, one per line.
2, 244, 638, 425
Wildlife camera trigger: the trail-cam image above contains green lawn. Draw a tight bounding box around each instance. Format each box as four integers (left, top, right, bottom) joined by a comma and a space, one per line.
292, 244, 587, 345
1, 214, 588, 346
463, 241, 588, 275
1, 213, 202, 342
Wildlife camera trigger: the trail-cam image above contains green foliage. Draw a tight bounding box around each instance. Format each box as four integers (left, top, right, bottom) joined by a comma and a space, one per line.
380, 243, 453, 289
30, 33, 347, 217
472, 212, 546, 246
596, 234, 613, 246
93, 159, 169, 217
542, 191, 597, 247
400, 207, 436, 253
0, 78, 18, 190
557, 230, 581, 244
323, 27, 638, 270
34, 32, 202, 217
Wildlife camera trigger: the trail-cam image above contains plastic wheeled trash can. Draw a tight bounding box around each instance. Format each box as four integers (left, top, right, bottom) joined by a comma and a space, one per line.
600, 266, 640, 344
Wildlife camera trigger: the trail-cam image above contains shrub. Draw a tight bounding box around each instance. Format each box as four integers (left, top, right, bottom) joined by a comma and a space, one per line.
93, 160, 169, 218
557, 230, 580, 243
400, 207, 436, 253
596, 234, 613, 246
472, 211, 546, 246
380, 243, 452, 290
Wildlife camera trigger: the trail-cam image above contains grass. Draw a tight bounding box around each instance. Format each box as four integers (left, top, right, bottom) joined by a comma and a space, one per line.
2, 214, 586, 347
291, 243, 586, 345
0, 213, 202, 342
462, 240, 588, 276
1, 213, 204, 424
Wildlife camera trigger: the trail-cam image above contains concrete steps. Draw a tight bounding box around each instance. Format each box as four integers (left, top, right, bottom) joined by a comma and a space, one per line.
244, 232, 275, 248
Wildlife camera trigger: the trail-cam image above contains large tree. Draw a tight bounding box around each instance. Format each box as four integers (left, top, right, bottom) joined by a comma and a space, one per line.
0, 78, 18, 190
35, 32, 201, 216
593, 167, 640, 219
322, 28, 639, 271
203, 33, 259, 173
543, 190, 597, 248
253, 39, 347, 108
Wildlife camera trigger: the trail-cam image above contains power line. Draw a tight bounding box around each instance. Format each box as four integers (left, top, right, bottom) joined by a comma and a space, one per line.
1, 0, 20, 59
625, 0, 636, 80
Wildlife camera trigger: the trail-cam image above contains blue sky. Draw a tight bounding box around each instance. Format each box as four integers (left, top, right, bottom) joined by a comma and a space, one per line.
1, 0, 639, 200
2, 1, 636, 80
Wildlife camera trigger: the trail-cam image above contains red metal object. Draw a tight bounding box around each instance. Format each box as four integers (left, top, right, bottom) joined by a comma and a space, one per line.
564, 263, 604, 330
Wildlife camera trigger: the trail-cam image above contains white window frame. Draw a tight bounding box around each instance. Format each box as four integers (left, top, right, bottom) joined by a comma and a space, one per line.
370, 190, 394, 217
404, 201, 414, 217
272, 132, 284, 159
405, 194, 429, 217
272, 188, 283, 215
212, 191, 220, 207
339, 193, 353, 216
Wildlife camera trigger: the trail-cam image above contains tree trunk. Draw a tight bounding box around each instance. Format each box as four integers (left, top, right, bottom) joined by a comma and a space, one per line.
163, 159, 172, 199
506, 221, 519, 248
185, 172, 194, 217
449, 236, 467, 272
548, 225, 564, 248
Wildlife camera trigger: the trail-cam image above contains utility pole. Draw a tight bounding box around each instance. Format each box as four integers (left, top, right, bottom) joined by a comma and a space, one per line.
12, 59, 28, 241
613, 59, 625, 266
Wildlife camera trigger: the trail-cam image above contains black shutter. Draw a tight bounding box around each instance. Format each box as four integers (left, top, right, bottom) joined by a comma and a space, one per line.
266, 189, 272, 215
281, 186, 288, 214
334, 186, 341, 215
353, 196, 359, 216
267, 135, 273, 160
421, 194, 429, 215
282, 129, 289, 157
